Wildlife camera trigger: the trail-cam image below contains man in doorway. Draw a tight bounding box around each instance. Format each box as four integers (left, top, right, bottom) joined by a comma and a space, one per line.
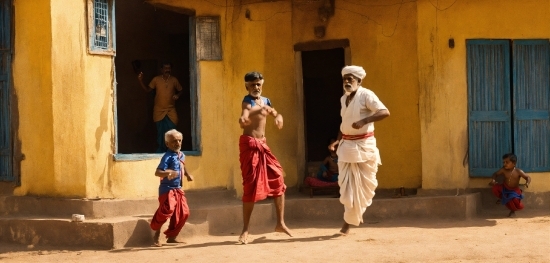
138, 62, 184, 153
328, 65, 390, 235
238, 71, 292, 244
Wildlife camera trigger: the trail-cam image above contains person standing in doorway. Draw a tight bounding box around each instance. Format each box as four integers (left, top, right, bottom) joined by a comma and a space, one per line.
237, 71, 292, 244
328, 65, 390, 235
138, 62, 184, 153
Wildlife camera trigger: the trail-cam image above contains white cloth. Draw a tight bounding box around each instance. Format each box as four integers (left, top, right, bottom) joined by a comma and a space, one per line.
338, 159, 379, 226
336, 86, 387, 226
338, 87, 386, 163
341, 65, 366, 79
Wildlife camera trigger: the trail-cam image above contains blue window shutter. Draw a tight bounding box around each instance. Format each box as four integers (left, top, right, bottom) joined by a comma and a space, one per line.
512, 40, 550, 172
467, 40, 512, 177
0, 0, 13, 181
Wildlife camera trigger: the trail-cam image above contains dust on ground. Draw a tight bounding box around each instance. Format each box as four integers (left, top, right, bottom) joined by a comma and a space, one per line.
1, 210, 549, 263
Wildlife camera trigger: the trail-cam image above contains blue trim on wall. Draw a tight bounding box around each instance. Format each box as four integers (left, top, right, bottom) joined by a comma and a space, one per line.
0, 0, 13, 182
189, 16, 202, 153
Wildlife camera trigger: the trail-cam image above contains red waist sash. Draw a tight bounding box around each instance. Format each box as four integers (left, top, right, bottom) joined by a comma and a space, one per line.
341, 132, 374, 140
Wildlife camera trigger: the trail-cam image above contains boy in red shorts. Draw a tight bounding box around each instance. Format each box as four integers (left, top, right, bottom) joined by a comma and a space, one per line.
489, 153, 531, 217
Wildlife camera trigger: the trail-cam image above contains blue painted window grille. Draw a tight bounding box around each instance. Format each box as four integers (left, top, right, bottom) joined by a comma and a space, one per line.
93, 0, 109, 49
467, 39, 550, 176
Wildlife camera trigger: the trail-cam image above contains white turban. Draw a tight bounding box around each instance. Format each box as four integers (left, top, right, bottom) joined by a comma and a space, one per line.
341, 65, 366, 79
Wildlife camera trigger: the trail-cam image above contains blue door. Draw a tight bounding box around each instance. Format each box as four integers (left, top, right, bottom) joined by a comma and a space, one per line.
0, 0, 12, 181
512, 40, 550, 172
467, 40, 512, 176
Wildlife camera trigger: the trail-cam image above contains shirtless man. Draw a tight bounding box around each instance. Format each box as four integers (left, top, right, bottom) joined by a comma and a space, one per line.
237, 71, 292, 244
489, 153, 532, 217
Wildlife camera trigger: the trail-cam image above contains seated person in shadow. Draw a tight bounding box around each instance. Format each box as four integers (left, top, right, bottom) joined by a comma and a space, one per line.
317, 139, 339, 182
305, 139, 339, 187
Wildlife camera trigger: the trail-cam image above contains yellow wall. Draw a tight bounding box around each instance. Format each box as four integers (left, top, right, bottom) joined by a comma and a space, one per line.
291, 0, 423, 189
13, 0, 56, 196
417, 0, 550, 192
13, 0, 547, 198
13, 0, 422, 198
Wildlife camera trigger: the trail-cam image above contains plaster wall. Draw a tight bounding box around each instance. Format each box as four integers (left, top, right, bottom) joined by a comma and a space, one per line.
12, 0, 56, 196
13, 0, 421, 198
292, 0, 423, 189
417, 0, 550, 191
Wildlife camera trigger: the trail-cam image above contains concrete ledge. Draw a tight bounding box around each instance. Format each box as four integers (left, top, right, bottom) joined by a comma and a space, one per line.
0, 191, 485, 249
286, 193, 481, 221
0, 196, 159, 219
0, 218, 115, 249
418, 188, 550, 210
0, 188, 238, 219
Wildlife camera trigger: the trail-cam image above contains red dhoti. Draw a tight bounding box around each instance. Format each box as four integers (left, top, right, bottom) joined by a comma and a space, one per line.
150, 188, 190, 237
492, 183, 524, 211
239, 135, 286, 202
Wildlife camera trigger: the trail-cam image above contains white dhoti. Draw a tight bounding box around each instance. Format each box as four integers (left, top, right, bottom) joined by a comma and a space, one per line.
337, 87, 386, 226
337, 138, 380, 226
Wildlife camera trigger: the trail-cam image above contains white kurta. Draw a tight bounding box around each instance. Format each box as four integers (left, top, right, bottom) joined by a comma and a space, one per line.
336, 87, 387, 226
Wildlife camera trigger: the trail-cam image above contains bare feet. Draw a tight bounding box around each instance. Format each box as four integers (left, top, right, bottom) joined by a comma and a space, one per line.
166, 237, 186, 244
152, 230, 161, 247
508, 211, 516, 218
275, 223, 293, 237
339, 222, 350, 235
238, 231, 249, 244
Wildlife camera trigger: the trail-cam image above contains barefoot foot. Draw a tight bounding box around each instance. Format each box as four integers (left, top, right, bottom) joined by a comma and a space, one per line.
238, 231, 249, 244
508, 211, 516, 218
339, 222, 350, 235
275, 224, 293, 237
152, 230, 161, 247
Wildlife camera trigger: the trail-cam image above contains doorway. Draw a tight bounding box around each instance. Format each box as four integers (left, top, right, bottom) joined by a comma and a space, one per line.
115, 1, 193, 153
301, 48, 345, 162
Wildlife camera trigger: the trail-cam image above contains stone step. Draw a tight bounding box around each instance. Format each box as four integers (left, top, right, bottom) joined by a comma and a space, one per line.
0, 192, 483, 249
0, 187, 238, 219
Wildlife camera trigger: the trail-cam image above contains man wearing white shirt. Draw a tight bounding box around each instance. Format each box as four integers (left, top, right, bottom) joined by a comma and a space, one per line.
328, 65, 390, 235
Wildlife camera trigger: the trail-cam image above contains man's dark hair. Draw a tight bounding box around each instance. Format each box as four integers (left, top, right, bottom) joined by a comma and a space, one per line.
244, 71, 263, 82
161, 61, 172, 68
502, 153, 517, 163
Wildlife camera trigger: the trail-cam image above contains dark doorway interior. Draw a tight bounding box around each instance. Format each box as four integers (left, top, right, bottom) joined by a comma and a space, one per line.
115, 2, 192, 153
301, 48, 345, 162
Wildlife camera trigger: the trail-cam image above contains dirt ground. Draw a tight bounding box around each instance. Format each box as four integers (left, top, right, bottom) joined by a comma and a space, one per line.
1, 209, 549, 263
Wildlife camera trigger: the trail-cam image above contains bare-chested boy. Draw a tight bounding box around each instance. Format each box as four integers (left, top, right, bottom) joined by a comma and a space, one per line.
237, 71, 292, 244
489, 153, 532, 217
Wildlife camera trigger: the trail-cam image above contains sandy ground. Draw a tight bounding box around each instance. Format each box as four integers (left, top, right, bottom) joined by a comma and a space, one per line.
1, 210, 549, 263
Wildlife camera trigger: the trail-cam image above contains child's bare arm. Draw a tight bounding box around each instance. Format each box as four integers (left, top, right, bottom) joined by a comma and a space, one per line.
518, 169, 531, 187
489, 169, 504, 185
